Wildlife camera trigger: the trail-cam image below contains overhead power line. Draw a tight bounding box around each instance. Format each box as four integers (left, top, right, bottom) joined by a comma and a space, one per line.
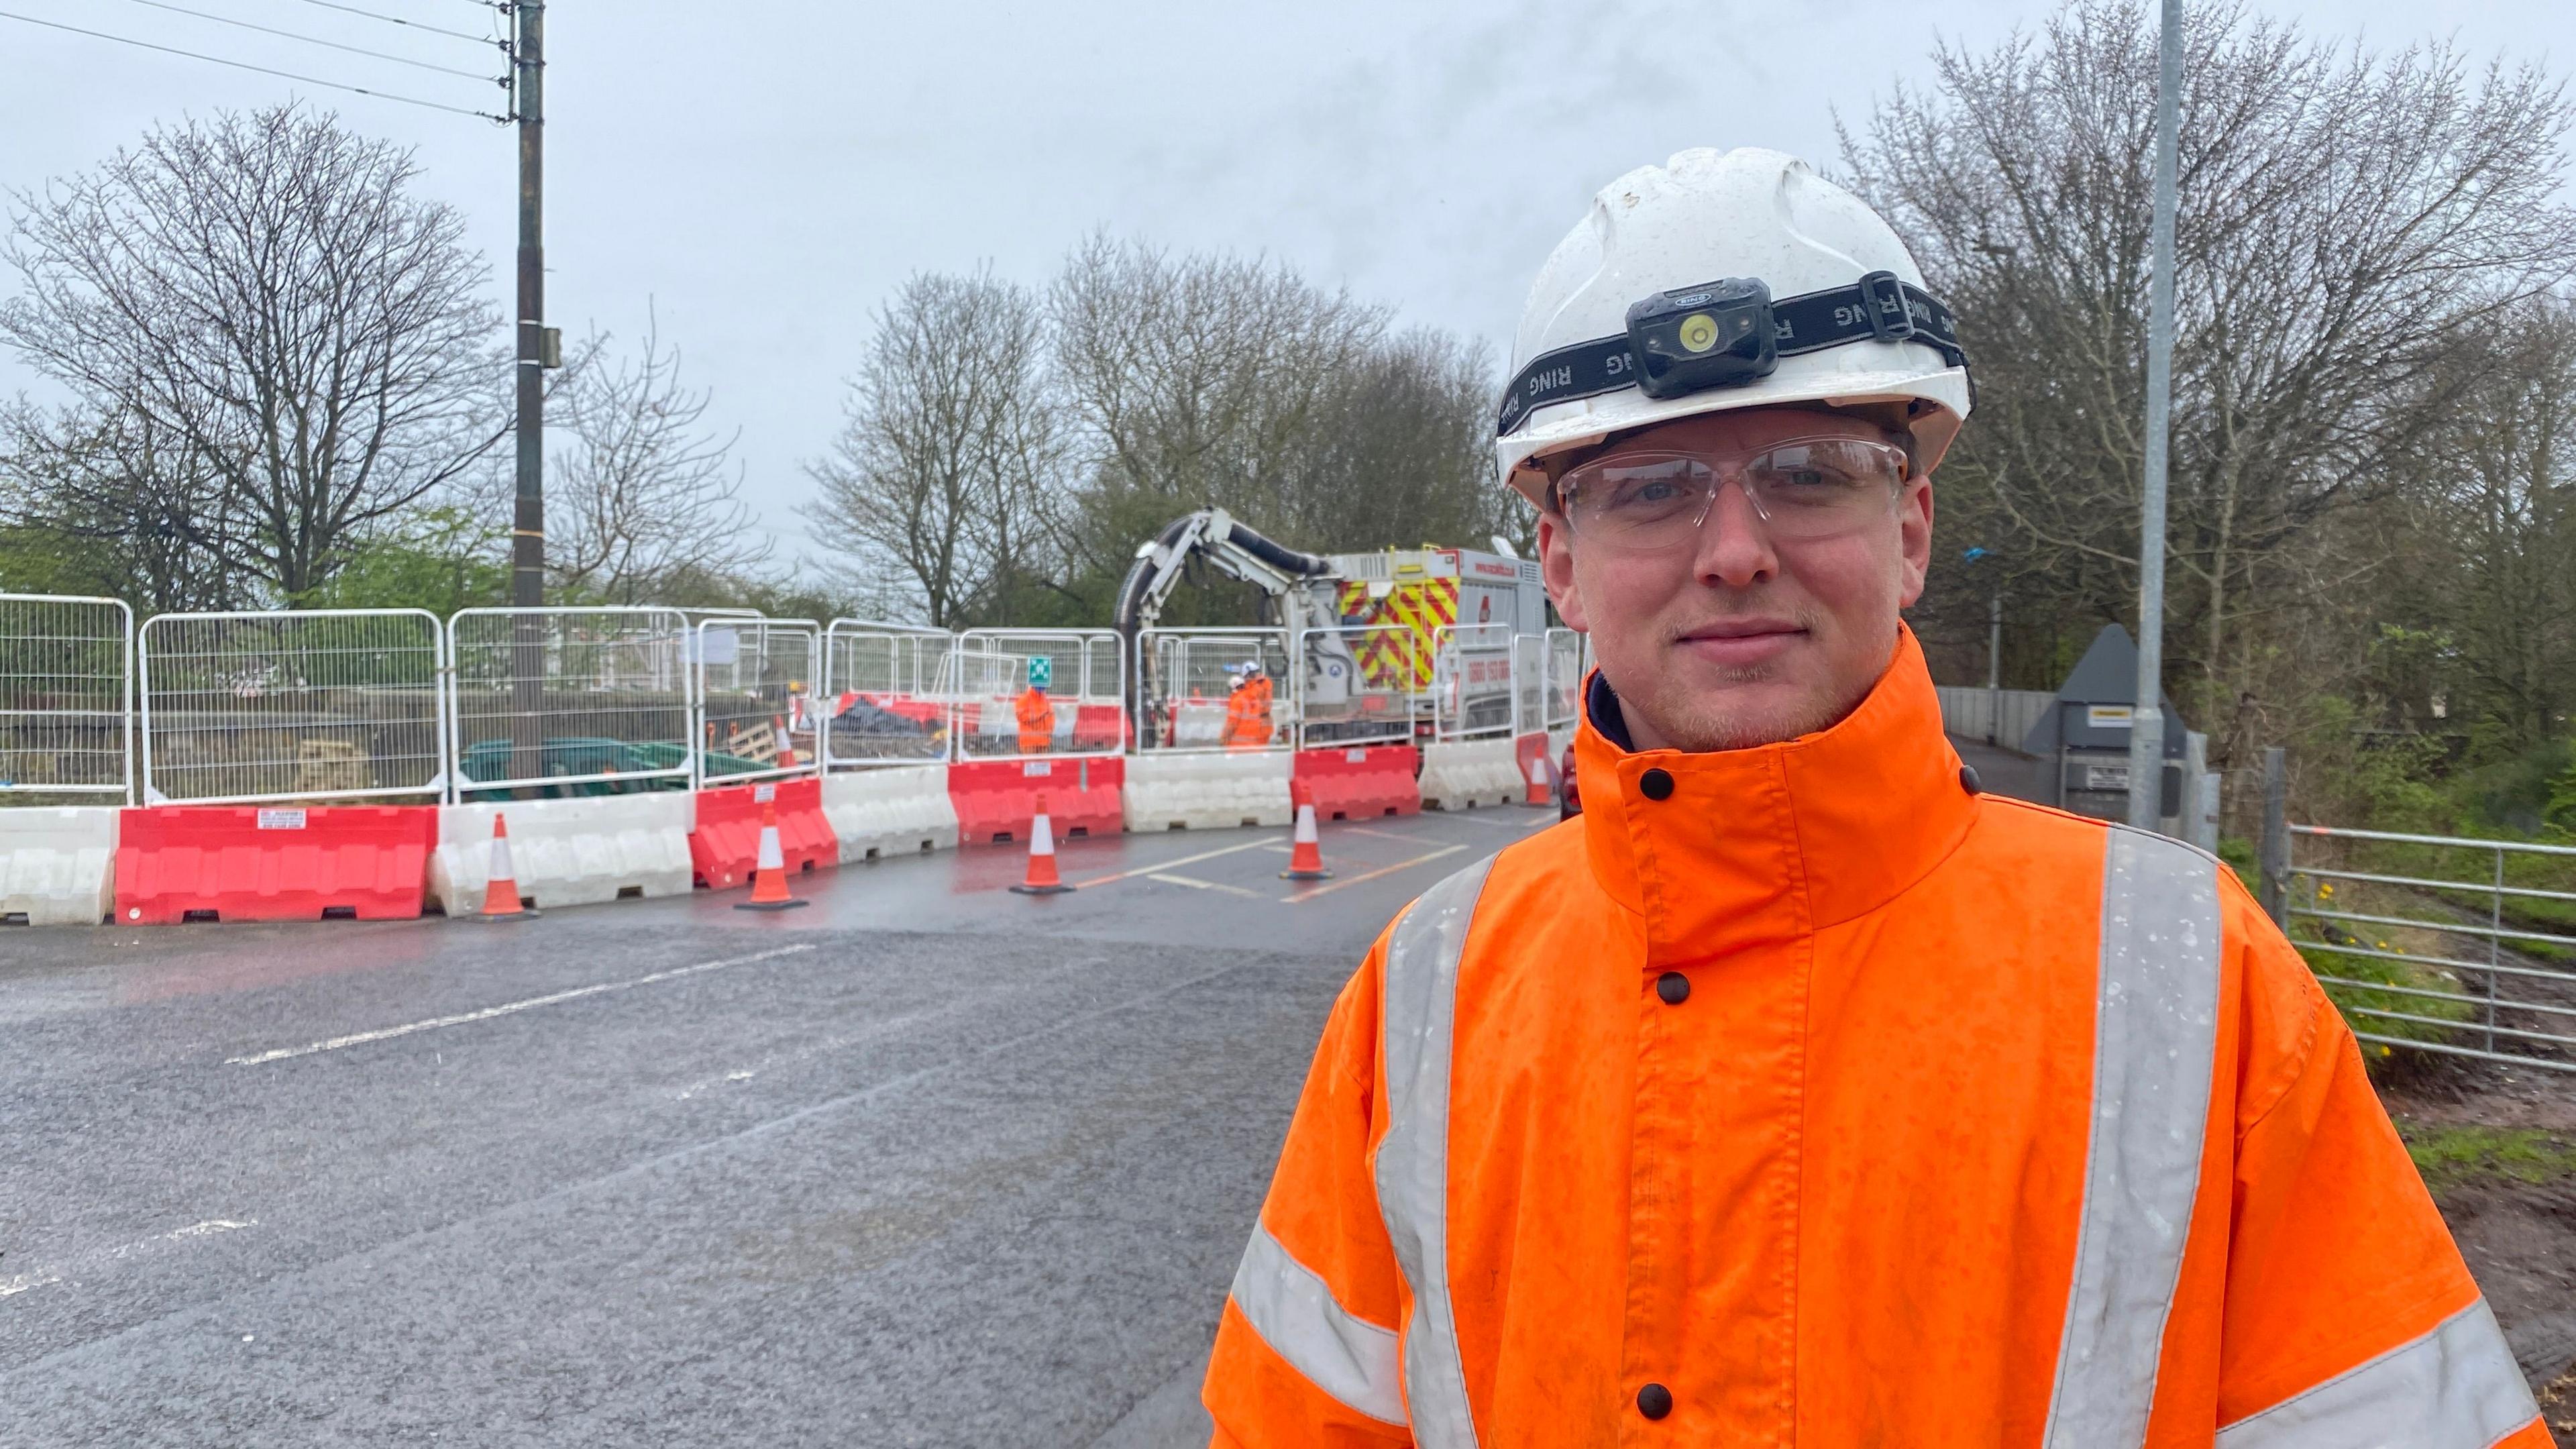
280, 0, 494, 46
114, 0, 505, 83
0, 9, 508, 121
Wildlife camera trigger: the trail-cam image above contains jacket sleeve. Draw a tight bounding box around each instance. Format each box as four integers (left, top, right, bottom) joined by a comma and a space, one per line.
2213, 888, 2553, 1447
1203, 938, 1414, 1448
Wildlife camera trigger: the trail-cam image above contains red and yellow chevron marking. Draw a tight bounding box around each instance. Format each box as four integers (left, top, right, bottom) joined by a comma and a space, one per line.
1334, 580, 1456, 690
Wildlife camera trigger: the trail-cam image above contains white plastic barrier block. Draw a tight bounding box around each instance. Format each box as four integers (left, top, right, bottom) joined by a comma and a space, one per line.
822, 764, 960, 862
1122, 750, 1294, 831
0, 806, 117, 926
1419, 739, 1522, 811
431, 792, 694, 917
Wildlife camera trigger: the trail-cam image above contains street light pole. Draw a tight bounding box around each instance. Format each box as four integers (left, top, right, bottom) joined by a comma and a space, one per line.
2128, 0, 2180, 830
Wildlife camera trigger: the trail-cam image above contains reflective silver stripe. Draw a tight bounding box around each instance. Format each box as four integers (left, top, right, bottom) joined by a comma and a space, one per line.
1228, 1221, 1407, 1425
2043, 826, 2224, 1448
2214, 1298, 2540, 1449
1373, 857, 1497, 1448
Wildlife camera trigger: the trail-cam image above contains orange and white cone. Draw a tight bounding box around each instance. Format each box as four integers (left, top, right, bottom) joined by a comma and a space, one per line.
1281, 780, 1332, 881
480, 812, 531, 920
773, 714, 799, 769
1525, 751, 1554, 807
735, 796, 808, 911
1011, 792, 1074, 895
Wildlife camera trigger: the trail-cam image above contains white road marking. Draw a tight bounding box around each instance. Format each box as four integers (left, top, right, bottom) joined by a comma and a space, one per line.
1146, 872, 1263, 898
1067, 837, 1279, 888
0, 1218, 258, 1299
1285, 844, 1468, 902
225, 945, 817, 1066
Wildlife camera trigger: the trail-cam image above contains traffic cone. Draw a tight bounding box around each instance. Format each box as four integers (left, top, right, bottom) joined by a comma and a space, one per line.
1525, 751, 1554, 807
773, 714, 799, 769
1281, 780, 1332, 881
735, 796, 808, 911
1011, 792, 1074, 895
480, 812, 531, 920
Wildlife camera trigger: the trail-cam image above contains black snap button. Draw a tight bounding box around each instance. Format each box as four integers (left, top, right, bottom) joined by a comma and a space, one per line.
1637, 1382, 1673, 1420
1960, 764, 1982, 796
1639, 767, 1674, 800
1655, 972, 1690, 1005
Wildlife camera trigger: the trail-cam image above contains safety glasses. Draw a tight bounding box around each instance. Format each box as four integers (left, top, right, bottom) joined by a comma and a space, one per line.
1552, 437, 1910, 551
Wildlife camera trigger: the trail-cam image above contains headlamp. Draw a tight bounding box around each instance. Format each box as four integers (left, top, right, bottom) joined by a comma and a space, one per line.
1623, 278, 1777, 400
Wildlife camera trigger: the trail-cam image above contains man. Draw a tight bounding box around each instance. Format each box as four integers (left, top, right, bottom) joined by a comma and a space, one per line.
1225, 662, 1277, 750
1201, 149, 2546, 1446
1013, 672, 1054, 756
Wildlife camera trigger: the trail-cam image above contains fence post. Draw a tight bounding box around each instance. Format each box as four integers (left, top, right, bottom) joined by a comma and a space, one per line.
2259, 745, 2288, 927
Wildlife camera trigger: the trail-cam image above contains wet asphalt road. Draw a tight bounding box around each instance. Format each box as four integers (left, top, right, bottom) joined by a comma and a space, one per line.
0, 806, 1554, 1448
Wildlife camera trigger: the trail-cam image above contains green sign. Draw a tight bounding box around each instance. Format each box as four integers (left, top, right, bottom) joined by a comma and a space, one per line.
1026, 657, 1053, 690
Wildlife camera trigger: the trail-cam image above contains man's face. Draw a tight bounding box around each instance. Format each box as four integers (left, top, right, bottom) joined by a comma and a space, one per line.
1537, 406, 1933, 753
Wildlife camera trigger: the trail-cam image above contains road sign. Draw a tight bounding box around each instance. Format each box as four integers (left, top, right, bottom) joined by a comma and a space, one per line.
1026, 657, 1053, 690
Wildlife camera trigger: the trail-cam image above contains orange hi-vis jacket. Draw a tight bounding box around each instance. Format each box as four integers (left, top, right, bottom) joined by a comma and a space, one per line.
1203, 628, 2547, 1448
1226, 677, 1277, 749
1014, 686, 1055, 755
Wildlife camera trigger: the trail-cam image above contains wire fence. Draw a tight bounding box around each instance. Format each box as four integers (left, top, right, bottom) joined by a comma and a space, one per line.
1138, 627, 1291, 753
951, 629, 1124, 760
1542, 627, 1585, 734
1432, 624, 1518, 741
447, 607, 695, 798
694, 617, 821, 784
1293, 624, 1419, 749
820, 620, 950, 767
0, 594, 133, 804
139, 609, 447, 806
2275, 822, 2576, 1075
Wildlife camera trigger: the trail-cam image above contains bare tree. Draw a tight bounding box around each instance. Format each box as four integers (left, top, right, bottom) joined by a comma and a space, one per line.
0, 105, 506, 600
804, 267, 1067, 628
550, 312, 769, 604
1843, 1, 2576, 744
0, 399, 244, 611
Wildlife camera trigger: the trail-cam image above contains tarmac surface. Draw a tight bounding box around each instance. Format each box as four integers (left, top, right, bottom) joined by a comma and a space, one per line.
0, 804, 1559, 1448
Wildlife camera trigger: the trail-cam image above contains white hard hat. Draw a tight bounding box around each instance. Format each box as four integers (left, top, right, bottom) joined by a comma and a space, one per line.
1495, 147, 1973, 508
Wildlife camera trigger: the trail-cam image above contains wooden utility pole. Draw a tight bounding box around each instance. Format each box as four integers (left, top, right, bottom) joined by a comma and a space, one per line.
511, 0, 547, 608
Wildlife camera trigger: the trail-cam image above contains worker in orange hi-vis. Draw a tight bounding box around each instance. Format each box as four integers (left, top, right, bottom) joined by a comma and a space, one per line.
1201, 148, 2551, 1448
1013, 679, 1054, 756
1223, 663, 1275, 750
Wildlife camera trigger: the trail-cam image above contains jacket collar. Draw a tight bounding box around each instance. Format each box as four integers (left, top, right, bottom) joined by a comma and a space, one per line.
1574, 625, 1976, 967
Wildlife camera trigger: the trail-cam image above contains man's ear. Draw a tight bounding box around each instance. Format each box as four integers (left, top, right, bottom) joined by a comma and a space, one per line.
1895, 476, 1934, 609
1538, 511, 1588, 633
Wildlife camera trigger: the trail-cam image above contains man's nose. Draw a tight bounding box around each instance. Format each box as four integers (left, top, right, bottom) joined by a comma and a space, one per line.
1692, 478, 1779, 588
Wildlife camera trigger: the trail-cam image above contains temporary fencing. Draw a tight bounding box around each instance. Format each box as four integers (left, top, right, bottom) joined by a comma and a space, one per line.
427, 794, 694, 916
1432, 624, 1519, 741
1136, 627, 1292, 752
447, 607, 696, 800
114, 804, 437, 923
690, 776, 835, 890
695, 616, 822, 786
1292, 624, 1419, 750
1, 594, 133, 806
138, 609, 447, 806
0, 806, 118, 925
821, 619, 952, 767
951, 629, 1124, 760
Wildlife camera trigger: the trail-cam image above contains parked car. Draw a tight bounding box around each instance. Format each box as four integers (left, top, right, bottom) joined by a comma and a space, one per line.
1559, 743, 1580, 820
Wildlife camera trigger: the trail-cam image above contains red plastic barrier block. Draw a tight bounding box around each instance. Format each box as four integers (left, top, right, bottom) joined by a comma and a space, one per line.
690, 776, 837, 890
1293, 745, 1421, 820
1069, 704, 1127, 753
114, 805, 437, 924
947, 755, 1124, 845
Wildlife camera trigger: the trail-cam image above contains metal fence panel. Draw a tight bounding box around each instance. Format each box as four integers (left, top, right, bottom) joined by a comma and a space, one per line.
1432, 624, 1517, 741
139, 609, 446, 805
1, 594, 133, 805
1294, 624, 1419, 750
1933, 685, 2056, 749
951, 629, 1124, 760
1137, 627, 1291, 753
447, 607, 694, 799
2281, 822, 2576, 1075
694, 617, 822, 786
821, 620, 951, 767
1542, 627, 1585, 733
1512, 634, 1545, 737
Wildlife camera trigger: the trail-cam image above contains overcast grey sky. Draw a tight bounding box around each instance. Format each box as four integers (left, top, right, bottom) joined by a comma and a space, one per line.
1, 0, 2561, 565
